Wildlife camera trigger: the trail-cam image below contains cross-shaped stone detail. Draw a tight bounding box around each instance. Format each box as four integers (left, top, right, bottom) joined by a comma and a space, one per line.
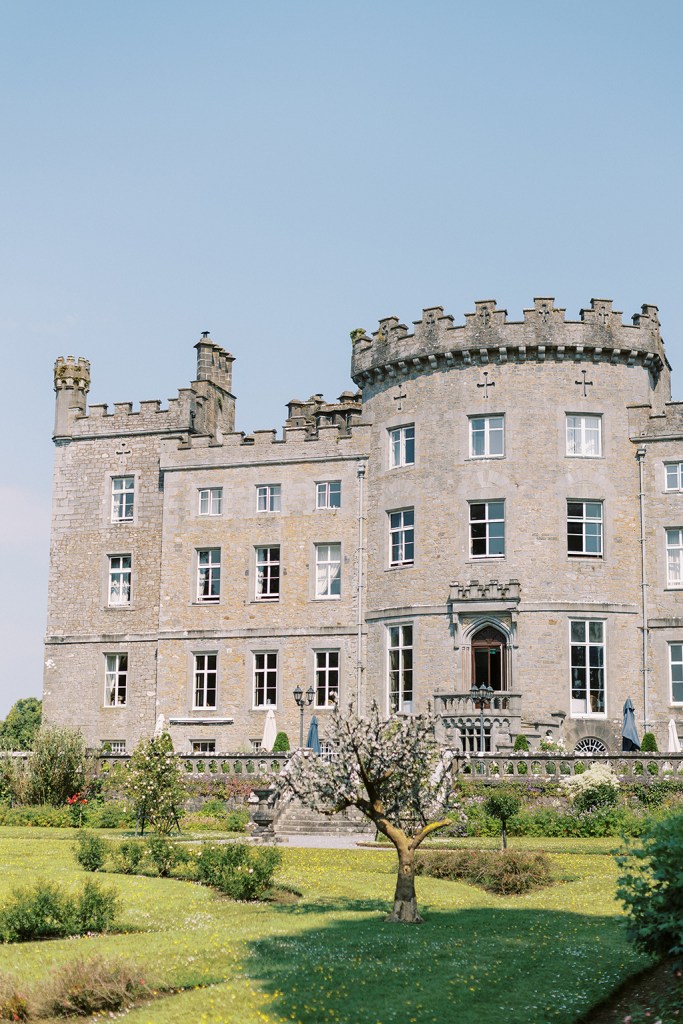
538, 306, 549, 323
393, 385, 407, 411
479, 308, 491, 327
597, 308, 609, 325
575, 369, 594, 396
476, 371, 495, 398
115, 441, 132, 457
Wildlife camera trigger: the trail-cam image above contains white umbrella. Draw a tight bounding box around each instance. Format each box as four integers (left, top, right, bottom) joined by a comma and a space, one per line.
261, 709, 277, 751
668, 718, 682, 753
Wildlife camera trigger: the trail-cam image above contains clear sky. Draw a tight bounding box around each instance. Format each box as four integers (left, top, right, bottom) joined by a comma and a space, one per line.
1, 0, 682, 716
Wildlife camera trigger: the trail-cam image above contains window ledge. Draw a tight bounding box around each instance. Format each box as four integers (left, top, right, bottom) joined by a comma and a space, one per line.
387, 563, 414, 571
569, 714, 607, 720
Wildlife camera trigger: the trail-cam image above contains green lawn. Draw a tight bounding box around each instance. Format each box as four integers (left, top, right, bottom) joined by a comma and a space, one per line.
0, 828, 648, 1024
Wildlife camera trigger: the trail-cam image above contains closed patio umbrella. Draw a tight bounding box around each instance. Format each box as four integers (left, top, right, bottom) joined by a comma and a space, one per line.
622, 698, 641, 752
261, 709, 277, 752
668, 718, 682, 753
306, 715, 320, 754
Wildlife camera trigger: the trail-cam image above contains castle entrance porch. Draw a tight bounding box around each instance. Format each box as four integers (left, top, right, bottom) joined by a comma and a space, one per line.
471, 625, 507, 691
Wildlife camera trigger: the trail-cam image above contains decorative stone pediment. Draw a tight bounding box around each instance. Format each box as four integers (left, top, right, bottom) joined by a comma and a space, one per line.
449, 579, 521, 603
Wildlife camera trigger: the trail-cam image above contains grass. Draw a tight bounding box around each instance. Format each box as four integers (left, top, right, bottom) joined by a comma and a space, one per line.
0, 827, 650, 1024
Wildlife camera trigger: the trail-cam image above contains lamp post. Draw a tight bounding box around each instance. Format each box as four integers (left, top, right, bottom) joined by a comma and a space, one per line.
293, 685, 315, 748
470, 683, 494, 753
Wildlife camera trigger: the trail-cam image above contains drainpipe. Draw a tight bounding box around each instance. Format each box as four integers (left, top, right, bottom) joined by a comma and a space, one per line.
636, 447, 649, 731
356, 461, 366, 712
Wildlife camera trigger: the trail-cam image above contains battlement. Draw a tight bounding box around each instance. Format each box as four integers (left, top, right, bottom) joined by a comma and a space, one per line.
53, 335, 236, 441
351, 296, 668, 385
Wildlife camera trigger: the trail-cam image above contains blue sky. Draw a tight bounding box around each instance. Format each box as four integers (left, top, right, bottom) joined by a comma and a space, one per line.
1, 0, 682, 716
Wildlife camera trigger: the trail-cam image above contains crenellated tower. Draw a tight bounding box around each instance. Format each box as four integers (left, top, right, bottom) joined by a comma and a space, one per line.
53, 356, 91, 438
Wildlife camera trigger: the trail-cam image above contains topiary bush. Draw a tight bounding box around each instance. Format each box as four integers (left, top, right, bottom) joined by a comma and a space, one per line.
640, 732, 659, 752
616, 807, 683, 961
0, 879, 119, 942
513, 735, 530, 752
484, 788, 521, 849
272, 732, 290, 753
75, 831, 108, 872
196, 842, 281, 900
415, 849, 553, 895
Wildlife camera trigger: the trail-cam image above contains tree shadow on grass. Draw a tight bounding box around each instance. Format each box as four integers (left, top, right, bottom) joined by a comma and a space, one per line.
247, 906, 647, 1024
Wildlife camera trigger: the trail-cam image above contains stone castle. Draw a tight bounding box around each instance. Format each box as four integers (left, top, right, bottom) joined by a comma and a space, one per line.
43, 297, 683, 756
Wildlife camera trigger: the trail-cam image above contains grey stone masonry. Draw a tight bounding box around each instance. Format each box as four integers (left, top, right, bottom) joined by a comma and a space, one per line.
44, 299, 683, 757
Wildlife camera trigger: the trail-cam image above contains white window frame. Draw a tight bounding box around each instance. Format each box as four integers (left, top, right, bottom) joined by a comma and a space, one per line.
108, 554, 131, 606
256, 484, 281, 512
567, 500, 603, 558
566, 414, 602, 457
198, 487, 223, 516
316, 480, 341, 509
665, 463, 683, 492
253, 651, 278, 708
111, 476, 135, 522
315, 543, 341, 599
104, 739, 126, 754
191, 740, 216, 753
255, 546, 280, 601
389, 508, 414, 567
197, 548, 221, 602
315, 650, 340, 707
105, 653, 128, 707
469, 415, 505, 458
388, 623, 413, 714
670, 643, 683, 704
469, 500, 505, 558
666, 528, 683, 588
569, 619, 606, 716
193, 652, 217, 709
389, 425, 415, 469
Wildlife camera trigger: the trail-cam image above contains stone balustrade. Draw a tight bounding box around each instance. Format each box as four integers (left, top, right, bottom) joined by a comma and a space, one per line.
93, 749, 683, 783
453, 752, 683, 781
435, 692, 523, 718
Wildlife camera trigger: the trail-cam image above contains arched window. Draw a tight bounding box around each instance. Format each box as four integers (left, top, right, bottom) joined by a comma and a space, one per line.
471, 625, 507, 692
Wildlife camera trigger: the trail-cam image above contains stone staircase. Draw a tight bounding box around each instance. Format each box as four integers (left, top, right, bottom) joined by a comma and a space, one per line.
273, 796, 375, 838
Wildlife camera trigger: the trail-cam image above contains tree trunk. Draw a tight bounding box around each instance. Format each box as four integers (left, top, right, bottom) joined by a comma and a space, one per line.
385, 844, 422, 924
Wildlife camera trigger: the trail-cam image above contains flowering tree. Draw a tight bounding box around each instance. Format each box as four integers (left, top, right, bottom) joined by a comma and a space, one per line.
123, 733, 187, 835
277, 702, 462, 923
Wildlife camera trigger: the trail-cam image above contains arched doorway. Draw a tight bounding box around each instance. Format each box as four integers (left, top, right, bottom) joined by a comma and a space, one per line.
471, 625, 507, 691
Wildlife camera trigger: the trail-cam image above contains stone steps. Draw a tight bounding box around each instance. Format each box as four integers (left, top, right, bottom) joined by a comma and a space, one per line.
274, 799, 374, 837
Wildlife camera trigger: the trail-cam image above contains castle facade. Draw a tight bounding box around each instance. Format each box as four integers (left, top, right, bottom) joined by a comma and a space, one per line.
43, 297, 683, 755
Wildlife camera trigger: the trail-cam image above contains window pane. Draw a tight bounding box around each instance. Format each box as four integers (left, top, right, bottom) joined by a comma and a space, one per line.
588, 621, 603, 643
571, 621, 586, 643
488, 501, 504, 520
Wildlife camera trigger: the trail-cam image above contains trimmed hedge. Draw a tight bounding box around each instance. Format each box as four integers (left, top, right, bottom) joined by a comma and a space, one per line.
416, 849, 553, 895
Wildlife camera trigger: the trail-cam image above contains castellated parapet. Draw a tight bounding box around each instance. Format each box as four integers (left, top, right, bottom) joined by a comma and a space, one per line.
351, 297, 669, 400
53, 335, 237, 442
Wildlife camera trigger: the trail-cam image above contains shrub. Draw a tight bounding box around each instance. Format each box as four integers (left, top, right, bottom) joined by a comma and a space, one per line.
272, 732, 290, 752
416, 849, 553, 895
0, 975, 30, 1021
37, 956, 150, 1018
484, 789, 521, 849
0, 879, 119, 942
0, 804, 72, 827
116, 839, 146, 874
26, 727, 90, 807
202, 797, 228, 817
146, 837, 188, 877
573, 781, 619, 813
513, 734, 529, 752
89, 801, 133, 829
616, 808, 683, 960
124, 733, 186, 834
640, 732, 659, 752
75, 831, 108, 872
196, 842, 281, 900
561, 762, 620, 810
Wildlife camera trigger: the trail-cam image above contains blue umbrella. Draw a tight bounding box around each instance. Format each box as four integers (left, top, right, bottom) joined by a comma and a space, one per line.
306, 715, 321, 754
622, 698, 640, 752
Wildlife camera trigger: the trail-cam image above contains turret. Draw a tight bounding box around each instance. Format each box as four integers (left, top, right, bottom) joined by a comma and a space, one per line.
53, 356, 90, 438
